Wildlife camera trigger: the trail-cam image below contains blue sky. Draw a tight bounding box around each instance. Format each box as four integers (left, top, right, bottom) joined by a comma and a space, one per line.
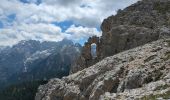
0, 0, 139, 46
20, 0, 42, 4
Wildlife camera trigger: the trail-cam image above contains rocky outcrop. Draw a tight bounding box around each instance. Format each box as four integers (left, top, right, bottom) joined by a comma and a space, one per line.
71, 0, 170, 73
35, 38, 170, 100
35, 0, 170, 99
70, 36, 101, 73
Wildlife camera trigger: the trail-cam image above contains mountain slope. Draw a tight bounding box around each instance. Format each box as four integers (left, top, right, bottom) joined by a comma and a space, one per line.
35, 38, 170, 100
0, 39, 81, 88
0, 80, 48, 100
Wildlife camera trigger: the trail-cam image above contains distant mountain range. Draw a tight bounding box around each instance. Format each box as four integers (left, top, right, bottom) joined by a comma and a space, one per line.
0, 39, 82, 88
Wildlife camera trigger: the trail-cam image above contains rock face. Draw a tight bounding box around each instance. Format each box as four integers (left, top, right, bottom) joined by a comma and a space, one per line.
70, 36, 101, 73
35, 0, 170, 99
35, 38, 170, 100
71, 0, 170, 73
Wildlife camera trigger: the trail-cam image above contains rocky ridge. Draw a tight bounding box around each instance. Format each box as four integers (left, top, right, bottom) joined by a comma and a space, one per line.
71, 0, 170, 73
35, 38, 170, 100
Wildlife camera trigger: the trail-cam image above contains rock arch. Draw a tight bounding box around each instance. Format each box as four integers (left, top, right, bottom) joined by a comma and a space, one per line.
82, 36, 101, 61
70, 36, 102, 73
91, 43, 97, 59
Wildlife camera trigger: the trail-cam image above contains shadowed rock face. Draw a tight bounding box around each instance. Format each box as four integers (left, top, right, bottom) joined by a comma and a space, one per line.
71, 0, 170, 74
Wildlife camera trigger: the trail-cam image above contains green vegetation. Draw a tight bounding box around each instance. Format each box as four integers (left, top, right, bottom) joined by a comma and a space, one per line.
154, 2, 170, 14
141, 84, 170, 100
140, 91, 170, 100
0, 80, 47, 100
155, 84, 170, 90
104, 97, 110, 100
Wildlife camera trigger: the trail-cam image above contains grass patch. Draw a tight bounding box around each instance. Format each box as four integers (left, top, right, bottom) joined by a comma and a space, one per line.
154, 2, 170, 14
155, 84, 170, 90
140, 91, 170, 100
104, 97, 110, 100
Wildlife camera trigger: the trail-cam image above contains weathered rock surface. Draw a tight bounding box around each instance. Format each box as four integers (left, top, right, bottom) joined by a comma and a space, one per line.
71, 0, 170, 73
70, 36, 101, 73
35, 0, 170, 99
35, 38, 170, 100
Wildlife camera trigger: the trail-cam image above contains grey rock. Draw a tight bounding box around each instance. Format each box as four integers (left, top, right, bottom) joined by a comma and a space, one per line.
71, 0, 170, 74
35, 0, 170, 99
35, 38, 170, 100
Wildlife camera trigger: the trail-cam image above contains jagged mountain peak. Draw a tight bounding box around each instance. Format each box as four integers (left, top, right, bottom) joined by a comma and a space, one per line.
0, 39, 82, 88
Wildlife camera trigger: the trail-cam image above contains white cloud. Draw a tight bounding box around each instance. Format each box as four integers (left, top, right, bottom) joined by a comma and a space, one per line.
0, 23, 65, 46
65, 25, 101, 42
0, 0, 139, 26
0, 23, 101, 46
0, 0, 139, 46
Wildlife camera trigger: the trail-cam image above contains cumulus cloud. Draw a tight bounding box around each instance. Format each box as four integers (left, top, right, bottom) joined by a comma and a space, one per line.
0, 0, 139, 26
65, 25, 101, 42
0, 23, 65, 46
0, 0, 139, 46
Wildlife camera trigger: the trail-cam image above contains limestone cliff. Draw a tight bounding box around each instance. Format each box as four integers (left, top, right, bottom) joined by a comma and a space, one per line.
35, 0, 170, 100
71, 0, 170, 73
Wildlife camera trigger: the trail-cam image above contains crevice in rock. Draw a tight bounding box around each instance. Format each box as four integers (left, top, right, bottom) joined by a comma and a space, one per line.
144, 55, 157, 63
110, 79, 120, 93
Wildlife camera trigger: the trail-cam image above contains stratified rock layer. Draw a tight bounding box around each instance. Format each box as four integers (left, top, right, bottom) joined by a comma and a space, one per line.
71, 0, 170, 73
35, 38, 170, 100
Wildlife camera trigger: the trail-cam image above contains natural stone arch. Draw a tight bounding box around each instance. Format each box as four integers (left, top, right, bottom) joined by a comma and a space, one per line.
87, 36, 100, 59
81, 36, 101, 63
71, 36, 102, 73
91, 43, 97, 59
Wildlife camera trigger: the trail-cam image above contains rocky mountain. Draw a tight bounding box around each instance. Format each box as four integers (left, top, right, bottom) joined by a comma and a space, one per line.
71, 0, 170, 73
0, 39, 81, 88
35, 0, 170, 100
0, 46, 9, 52
36, 38, 170, 100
